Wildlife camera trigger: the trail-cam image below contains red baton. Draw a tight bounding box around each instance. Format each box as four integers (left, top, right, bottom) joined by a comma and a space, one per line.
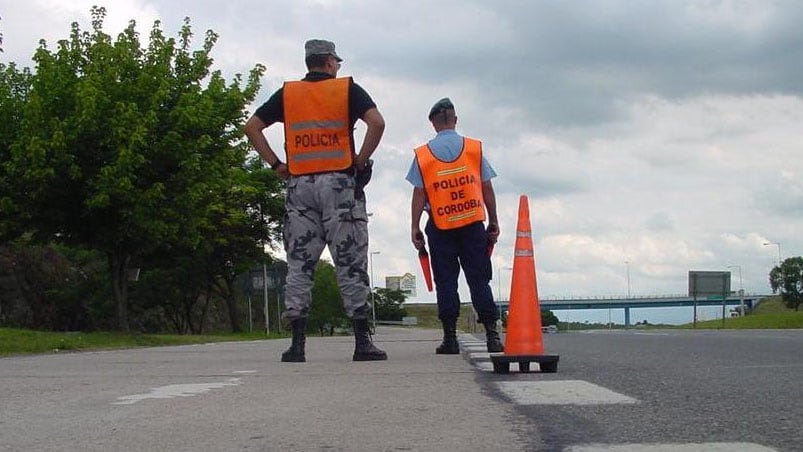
415, 232, 434, 292
419, 246, 433, 292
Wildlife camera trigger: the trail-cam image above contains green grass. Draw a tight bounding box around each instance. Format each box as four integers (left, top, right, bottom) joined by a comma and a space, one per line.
404, 303, 477, 331
685, 311, 803, 329
0, 328, 278, 357
678, 296, 803, 329
752, 296, 792, 314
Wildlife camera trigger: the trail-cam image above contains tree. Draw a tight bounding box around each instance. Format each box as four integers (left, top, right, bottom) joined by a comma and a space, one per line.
203, 159, 284, 332
769, 257, 803, 311
0, 61, 32, 240
3, 7, 265, 330
373, 288, 407, 321
307, 260, 348, 336
127, 156, 284, 333
501, 308, 558, 327
541, 310, 559, 326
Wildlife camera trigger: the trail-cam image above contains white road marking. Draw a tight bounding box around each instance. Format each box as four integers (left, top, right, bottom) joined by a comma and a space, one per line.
496, 380, 638, 405
113, 378, 242, 405
462, 345, 488, 352
566, 443, 777, 452
474, 361, 495, 371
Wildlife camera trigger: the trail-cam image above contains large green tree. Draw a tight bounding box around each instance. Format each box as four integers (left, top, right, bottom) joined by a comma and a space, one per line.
769, 257, 803, 311
2, 7, 265, 330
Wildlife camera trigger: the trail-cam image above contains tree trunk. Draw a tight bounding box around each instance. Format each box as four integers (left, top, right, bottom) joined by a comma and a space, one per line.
109, 251, 130, 332
225, 286, 242, 333
199, 287, 212, 333
226, 279, 242, 333
216, 277, 242, 333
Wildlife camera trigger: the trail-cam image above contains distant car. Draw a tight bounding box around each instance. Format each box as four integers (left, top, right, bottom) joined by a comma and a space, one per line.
542, 325, 558, 334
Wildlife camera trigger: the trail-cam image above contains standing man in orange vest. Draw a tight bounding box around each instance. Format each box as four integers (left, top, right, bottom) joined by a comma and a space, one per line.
407, 98, 503, 354
244, 39, 387, 363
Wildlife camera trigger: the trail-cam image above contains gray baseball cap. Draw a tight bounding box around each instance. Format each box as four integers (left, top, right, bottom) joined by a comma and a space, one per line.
428, 97, 455, 120
304, 39, 343, 62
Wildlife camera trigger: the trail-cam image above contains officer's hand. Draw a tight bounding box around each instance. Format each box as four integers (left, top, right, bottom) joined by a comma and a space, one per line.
486, 223, 500, 244
412, 230, 425, 250
275, 164, 289, 181
355, 159, 373, 189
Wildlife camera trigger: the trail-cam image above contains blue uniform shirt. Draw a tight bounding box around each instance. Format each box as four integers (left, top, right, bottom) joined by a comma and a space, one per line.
406, 129, 496, 188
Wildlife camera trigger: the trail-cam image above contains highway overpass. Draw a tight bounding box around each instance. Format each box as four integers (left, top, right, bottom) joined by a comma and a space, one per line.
497, 294, 771, 327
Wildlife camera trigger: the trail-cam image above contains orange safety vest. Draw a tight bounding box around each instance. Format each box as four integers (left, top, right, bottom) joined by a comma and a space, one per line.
283, 77, 354, 175
415, 137, 486, 230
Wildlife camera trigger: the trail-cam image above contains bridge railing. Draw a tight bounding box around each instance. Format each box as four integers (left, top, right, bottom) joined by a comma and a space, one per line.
536, 292, 766, 302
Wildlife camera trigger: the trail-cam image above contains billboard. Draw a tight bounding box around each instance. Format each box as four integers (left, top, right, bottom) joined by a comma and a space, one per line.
386, 273, 417, 297
688, 271, 731, 297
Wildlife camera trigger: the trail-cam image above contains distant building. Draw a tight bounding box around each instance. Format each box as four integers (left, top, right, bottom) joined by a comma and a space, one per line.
386, 273, 417, 297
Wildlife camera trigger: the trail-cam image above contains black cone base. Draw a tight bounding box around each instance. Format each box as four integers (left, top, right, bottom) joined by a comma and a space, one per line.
490, 354, 560, 374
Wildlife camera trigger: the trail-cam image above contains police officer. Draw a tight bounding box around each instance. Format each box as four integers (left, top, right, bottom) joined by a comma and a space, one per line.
244, 39, 387, 362
406, 98, 503, 354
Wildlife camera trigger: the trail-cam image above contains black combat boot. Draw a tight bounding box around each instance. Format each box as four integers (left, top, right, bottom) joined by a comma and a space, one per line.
436, 319, 460, 354
352, 318, 387, 361
281, 318, 306, 362
484, 321, 504, 353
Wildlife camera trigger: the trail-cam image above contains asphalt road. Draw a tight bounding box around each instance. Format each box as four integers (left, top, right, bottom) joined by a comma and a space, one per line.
1, 327, 801, 451
482, 328, 803, 452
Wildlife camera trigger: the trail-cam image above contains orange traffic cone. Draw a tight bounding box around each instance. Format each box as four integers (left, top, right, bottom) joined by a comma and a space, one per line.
490, 195, 559, 374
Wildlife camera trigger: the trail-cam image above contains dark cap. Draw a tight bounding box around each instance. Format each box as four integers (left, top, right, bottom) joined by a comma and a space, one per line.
305, 39, 343, 62
428, 97, 455, 120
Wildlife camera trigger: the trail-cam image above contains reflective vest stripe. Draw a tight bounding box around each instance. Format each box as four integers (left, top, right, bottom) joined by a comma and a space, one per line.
290, 120, 346, 131
437, 165, 467, 176
292, 150, 348, 161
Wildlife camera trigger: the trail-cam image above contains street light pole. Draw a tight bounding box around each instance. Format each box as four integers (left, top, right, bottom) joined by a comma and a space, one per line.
727, 265, 744, 316
257, 202, 270, 336
496, 265, 501, 302
263, 260, 269, 335
369, 250, 380, 332
763, 241, 782, 266
625, 260, 631, 298
502, 266, 513, 301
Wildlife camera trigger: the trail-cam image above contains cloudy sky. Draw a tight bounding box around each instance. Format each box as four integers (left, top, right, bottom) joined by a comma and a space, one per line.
2, 0, 802, 323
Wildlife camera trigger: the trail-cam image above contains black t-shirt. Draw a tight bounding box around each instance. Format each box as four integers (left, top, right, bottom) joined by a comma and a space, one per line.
254, 72, 377, 127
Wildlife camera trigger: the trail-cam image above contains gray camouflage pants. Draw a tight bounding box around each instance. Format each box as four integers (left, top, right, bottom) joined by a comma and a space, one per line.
283, 172, 370, 320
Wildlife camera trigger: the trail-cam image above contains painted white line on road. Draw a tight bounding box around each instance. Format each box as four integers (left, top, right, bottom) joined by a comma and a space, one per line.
459, 340, 485, 346
113, 378, 241, 405
566, 443, 777, 452
469, 352, 492, 360
474, 361, 494, 371
496, 380, 638, 405
462, 345, 488, 352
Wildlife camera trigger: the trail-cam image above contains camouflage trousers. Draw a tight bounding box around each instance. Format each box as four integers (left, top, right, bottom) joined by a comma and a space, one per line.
283, 172, 371, 320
